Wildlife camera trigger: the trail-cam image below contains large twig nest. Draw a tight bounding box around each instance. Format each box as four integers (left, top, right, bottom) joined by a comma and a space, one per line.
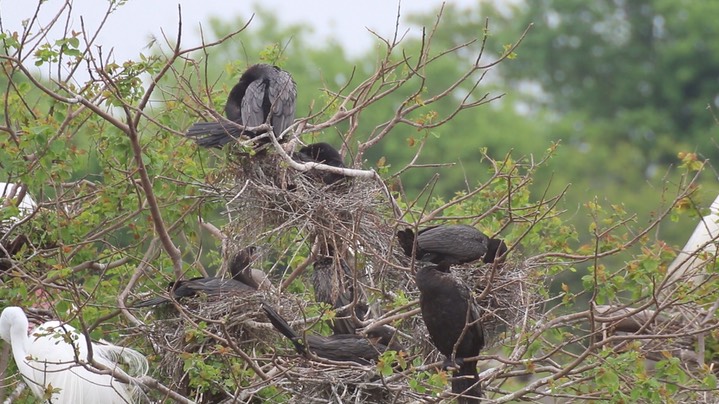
262, 359, 420, 404
456, 257, 542, 347
215, 152, 394, 244
137, 291, 274, 397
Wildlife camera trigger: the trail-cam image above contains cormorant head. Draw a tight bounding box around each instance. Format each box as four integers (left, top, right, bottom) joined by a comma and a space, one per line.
484, 238, 508, 264
365, 325, 404, 352
298, 143, 344, 167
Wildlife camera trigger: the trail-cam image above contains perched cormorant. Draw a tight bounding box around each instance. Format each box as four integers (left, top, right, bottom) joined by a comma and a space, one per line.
397, 224, 506, 270
185, 64, 297, 148
312, 254, 369, 335
227, 245, 271, 290
415, 262, 484, 402
135, 247, 261, 307
293, 142, 346, 185
134, 277, 255, 308
261, 303, 402, 365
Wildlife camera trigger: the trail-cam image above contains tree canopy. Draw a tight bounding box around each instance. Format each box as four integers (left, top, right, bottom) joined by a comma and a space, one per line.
0, 1, 718, 403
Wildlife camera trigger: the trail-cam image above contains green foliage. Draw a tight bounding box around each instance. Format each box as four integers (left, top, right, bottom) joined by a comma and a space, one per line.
1, 1, 718, 402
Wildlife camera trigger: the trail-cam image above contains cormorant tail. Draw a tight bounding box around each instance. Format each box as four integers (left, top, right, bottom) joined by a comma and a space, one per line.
261, 303, 306, 355
184, 121, 243, 148
451, 362, 482, 403
133, 296, 170, 308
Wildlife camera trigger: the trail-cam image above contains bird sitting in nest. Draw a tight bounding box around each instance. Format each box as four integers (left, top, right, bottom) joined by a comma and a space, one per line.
135, 246, 263, 307
262, 303, 403, 365
397, 224, 507, 271
311, 252, 369, 336
185, 64, 297, 148
292, 142, 347, 186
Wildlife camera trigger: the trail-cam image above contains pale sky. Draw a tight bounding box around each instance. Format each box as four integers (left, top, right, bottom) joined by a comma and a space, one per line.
1, 0, 477, 62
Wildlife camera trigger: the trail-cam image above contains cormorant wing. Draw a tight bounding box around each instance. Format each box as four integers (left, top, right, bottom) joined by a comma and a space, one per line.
267, 69, 296, 137
241, 68, 296, 137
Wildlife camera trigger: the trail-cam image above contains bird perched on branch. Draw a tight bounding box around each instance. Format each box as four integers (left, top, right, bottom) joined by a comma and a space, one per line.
185, 64, 297, 148
415, 263, 484, 402
397, 224, 506, 270
135, 247, 261, 307
261, 303, 402, 365
0, 306, 148, 404
293, 142, 347, 185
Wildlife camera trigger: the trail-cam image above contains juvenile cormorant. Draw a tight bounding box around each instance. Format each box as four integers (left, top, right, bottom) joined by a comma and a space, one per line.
185, 64, 297, 148
415, 262, 484, 402
135, 247, 261, 307
134, 276, 256, 308
261, 303, 402, 364
312, 254, 369, 335
398, 224, 506, 270
293, 142, 346, 185
227, 245, 271, 290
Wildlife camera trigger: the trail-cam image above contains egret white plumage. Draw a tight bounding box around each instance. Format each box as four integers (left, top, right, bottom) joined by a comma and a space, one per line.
0, 182, 37, 232
0, 306, 148, 403
663, 194, 719, 293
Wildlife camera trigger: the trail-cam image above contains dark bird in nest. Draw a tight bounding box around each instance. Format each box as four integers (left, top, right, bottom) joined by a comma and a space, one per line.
312, 254, 369, 335
415, 262, 484, 402
292, 142, 347, 185
397, 224, 507, 270
261, 303, 403, 365
135, 247, 262, 307
185, 64, 297, 148
226, 245, 271, 290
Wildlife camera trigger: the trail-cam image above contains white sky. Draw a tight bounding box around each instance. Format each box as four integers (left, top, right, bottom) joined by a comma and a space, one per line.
0, 0, 477, 62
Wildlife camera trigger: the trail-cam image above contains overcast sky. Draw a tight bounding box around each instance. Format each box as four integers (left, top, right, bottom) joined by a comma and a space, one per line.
1, 0, 477, 62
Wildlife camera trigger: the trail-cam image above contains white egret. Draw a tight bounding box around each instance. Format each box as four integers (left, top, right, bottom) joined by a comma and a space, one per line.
0, 182, 37, 232
0, 306, 148, 403
664, 193, 719, 293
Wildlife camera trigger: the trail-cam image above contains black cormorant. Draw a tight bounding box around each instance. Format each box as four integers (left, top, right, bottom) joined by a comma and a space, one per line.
261, 303, 402, 365
134, 276, 255, 308
227, 245, 271, 290
397, 224, 506, 270
311, 254, 369, 335
185, 64, 297, 148
135, 247, 262, 307
415, 262, 484, 402
293, 142, 346, 185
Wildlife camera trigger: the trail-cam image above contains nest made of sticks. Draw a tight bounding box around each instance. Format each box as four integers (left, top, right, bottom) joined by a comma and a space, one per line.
596, 300, 719, 370
206, 152, 392, 247
139, 290, 274, 394
262, 359, 423, 404
451, 257, 542, 348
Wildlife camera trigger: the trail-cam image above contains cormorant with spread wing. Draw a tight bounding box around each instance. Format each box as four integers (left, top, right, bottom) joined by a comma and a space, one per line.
415, 262, 484, 402
261, 303, 402, 365
397, 224, 506, 270
185, 64, 297, 148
